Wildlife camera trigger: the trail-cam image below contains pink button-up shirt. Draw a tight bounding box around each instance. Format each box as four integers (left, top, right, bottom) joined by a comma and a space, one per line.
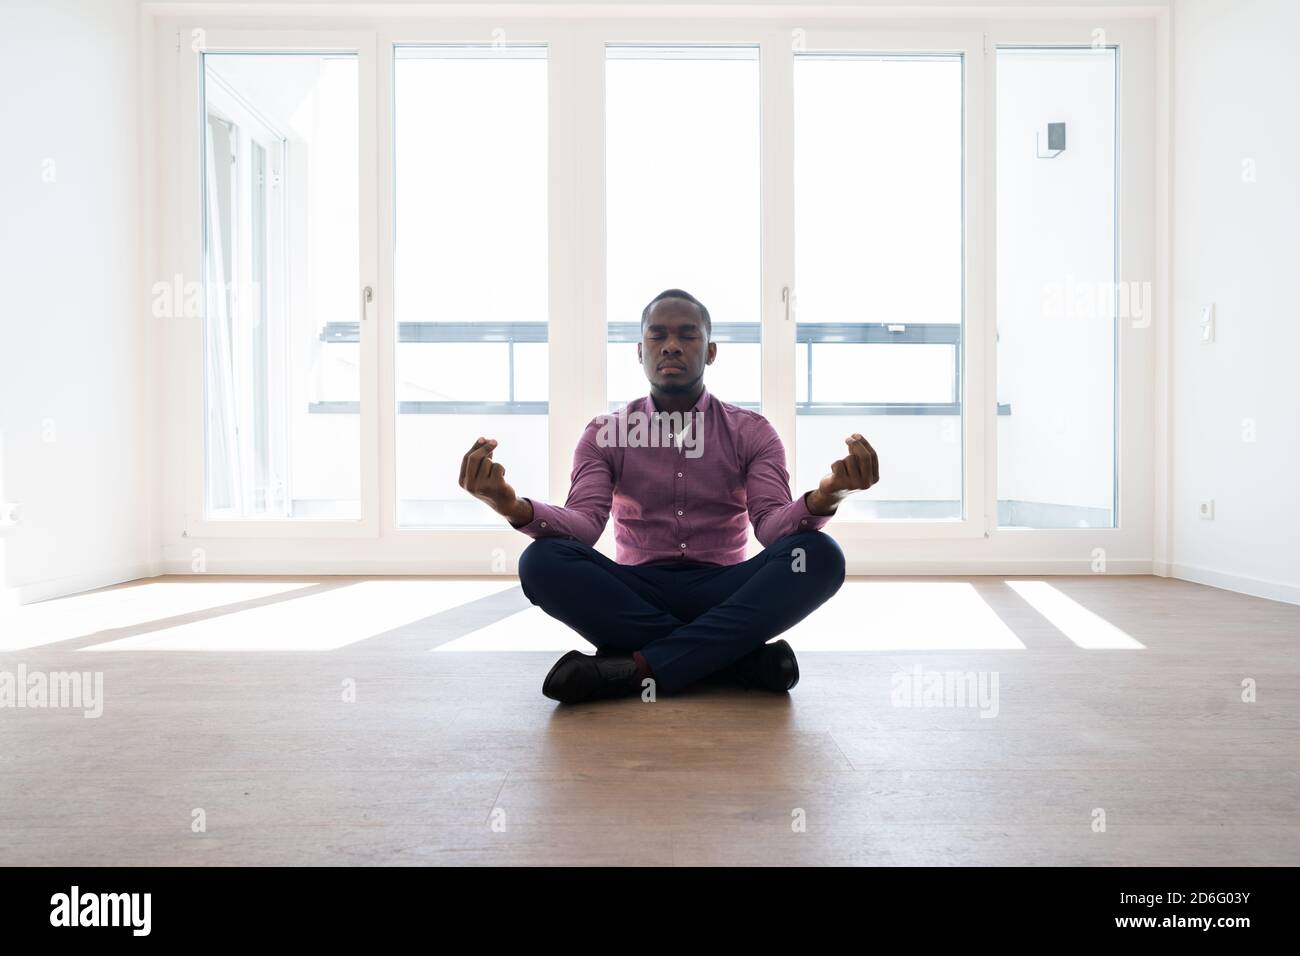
511, 385, 833, 566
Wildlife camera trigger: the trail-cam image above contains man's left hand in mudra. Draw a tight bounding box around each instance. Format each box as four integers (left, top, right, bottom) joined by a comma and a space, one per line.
459, 288, 879, 704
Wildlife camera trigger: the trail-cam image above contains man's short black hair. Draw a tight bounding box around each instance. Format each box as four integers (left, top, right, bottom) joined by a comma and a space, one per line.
641, 288, 711, 336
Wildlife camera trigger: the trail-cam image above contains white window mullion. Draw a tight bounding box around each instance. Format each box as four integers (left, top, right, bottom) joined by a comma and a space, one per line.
963, 32, 991, 534
760, 28, 797, 453
579, 27, 609, 430
981, 31, 999, 537
356, 31, 381, 536
375, 30, 396, 535
550, 26, 607, 509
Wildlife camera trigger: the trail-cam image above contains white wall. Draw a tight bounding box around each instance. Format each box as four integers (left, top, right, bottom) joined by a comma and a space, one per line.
0, 0, 152, 606
1169, 0, 1300, 603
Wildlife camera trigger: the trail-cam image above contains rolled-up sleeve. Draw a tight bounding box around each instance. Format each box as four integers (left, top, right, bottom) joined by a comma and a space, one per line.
510, 416, 613, 547
745, 420, 834, 546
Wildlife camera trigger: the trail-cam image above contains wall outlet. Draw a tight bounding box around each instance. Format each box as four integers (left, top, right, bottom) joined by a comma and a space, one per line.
1198, 499, 1215, 520
1200, 303, 1215, 343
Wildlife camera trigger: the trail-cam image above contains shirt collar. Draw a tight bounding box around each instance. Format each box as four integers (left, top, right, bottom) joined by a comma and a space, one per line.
647, 383, 710, 416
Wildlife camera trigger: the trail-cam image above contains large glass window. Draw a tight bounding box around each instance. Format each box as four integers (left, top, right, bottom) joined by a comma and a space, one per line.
202, 52, 361, 519
793, 53, 965, 520
996, 47, 1117, 528
605, 45, 761, 410
185, 27, 1143, 549
393, 45, 549, 526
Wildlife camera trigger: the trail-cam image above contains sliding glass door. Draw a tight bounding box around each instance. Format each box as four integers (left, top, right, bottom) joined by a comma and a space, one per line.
781, 31, 986, 533
793, 50, 967, 521
392, 44, 550, 527
996, 46, 1118, 529
202, 51, 363, 519
604, 44, 761, 410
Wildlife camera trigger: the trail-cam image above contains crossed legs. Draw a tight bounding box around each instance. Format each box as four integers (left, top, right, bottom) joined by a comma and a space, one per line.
518, 531, 846, 695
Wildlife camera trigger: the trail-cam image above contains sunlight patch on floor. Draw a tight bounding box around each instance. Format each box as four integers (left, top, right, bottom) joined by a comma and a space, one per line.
781, 581, 1027, 650
1005, 581, 1146, 649
433, 606, 593, 652
438, 581, 1027, 652
80, 581, 517, 652
0, 581, 306, 651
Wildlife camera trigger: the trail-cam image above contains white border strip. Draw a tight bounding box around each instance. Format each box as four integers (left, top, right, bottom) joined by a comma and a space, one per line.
154, 556, 1157, 575
142, 4, 1173, 22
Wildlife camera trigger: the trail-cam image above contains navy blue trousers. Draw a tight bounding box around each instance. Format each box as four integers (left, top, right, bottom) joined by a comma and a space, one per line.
517, 530, 846, 695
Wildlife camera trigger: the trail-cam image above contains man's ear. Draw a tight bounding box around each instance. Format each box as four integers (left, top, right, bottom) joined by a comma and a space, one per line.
706, 341, 717, 364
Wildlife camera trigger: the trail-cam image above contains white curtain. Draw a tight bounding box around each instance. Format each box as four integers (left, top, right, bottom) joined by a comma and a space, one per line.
205, 118, 243, 514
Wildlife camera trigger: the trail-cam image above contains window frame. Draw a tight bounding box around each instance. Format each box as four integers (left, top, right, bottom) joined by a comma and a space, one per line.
986, 19, 1156, 563
152, 10, 1159, 574
782, 29, 988, 540
380, 23, 573, 534
173, 28, 380, 538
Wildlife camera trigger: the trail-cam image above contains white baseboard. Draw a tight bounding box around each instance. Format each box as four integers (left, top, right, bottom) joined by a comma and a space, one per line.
2, 562, 155, 608
157, 556, 1154, 577
1169, 563, 1300, 607
157, 557, 530, 576
844, 558, 1153, 576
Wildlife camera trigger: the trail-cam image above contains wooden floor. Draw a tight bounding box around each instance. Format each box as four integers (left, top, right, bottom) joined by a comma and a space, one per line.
1, 573, 1297, 866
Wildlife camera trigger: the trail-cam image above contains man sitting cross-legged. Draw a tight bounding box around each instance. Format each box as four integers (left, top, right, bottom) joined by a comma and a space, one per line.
458, 288, 880, 704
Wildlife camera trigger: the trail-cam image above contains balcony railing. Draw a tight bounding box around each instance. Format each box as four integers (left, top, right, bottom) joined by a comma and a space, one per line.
313, 321, 1011, 416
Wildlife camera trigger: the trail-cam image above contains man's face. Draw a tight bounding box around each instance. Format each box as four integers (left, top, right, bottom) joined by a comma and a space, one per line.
638, 298, 716, 393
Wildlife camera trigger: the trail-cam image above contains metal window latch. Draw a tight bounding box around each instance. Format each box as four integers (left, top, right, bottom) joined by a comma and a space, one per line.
361, 285, 373, 321
782, 286, 792, 321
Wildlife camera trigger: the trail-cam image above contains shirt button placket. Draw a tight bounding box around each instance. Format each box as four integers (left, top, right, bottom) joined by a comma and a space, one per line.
676, 467, 686, 556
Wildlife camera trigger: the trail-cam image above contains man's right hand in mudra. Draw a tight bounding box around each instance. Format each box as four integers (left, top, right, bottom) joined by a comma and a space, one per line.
459, 437, 533, 527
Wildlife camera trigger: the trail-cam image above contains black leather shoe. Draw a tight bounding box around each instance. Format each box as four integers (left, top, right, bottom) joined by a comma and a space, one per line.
543, 650, 644, 704
727, 639, 800, 693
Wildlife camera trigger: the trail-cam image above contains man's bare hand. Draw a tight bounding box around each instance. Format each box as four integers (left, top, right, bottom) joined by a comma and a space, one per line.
806, 433, 879, 515
459, 437, 531, 524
